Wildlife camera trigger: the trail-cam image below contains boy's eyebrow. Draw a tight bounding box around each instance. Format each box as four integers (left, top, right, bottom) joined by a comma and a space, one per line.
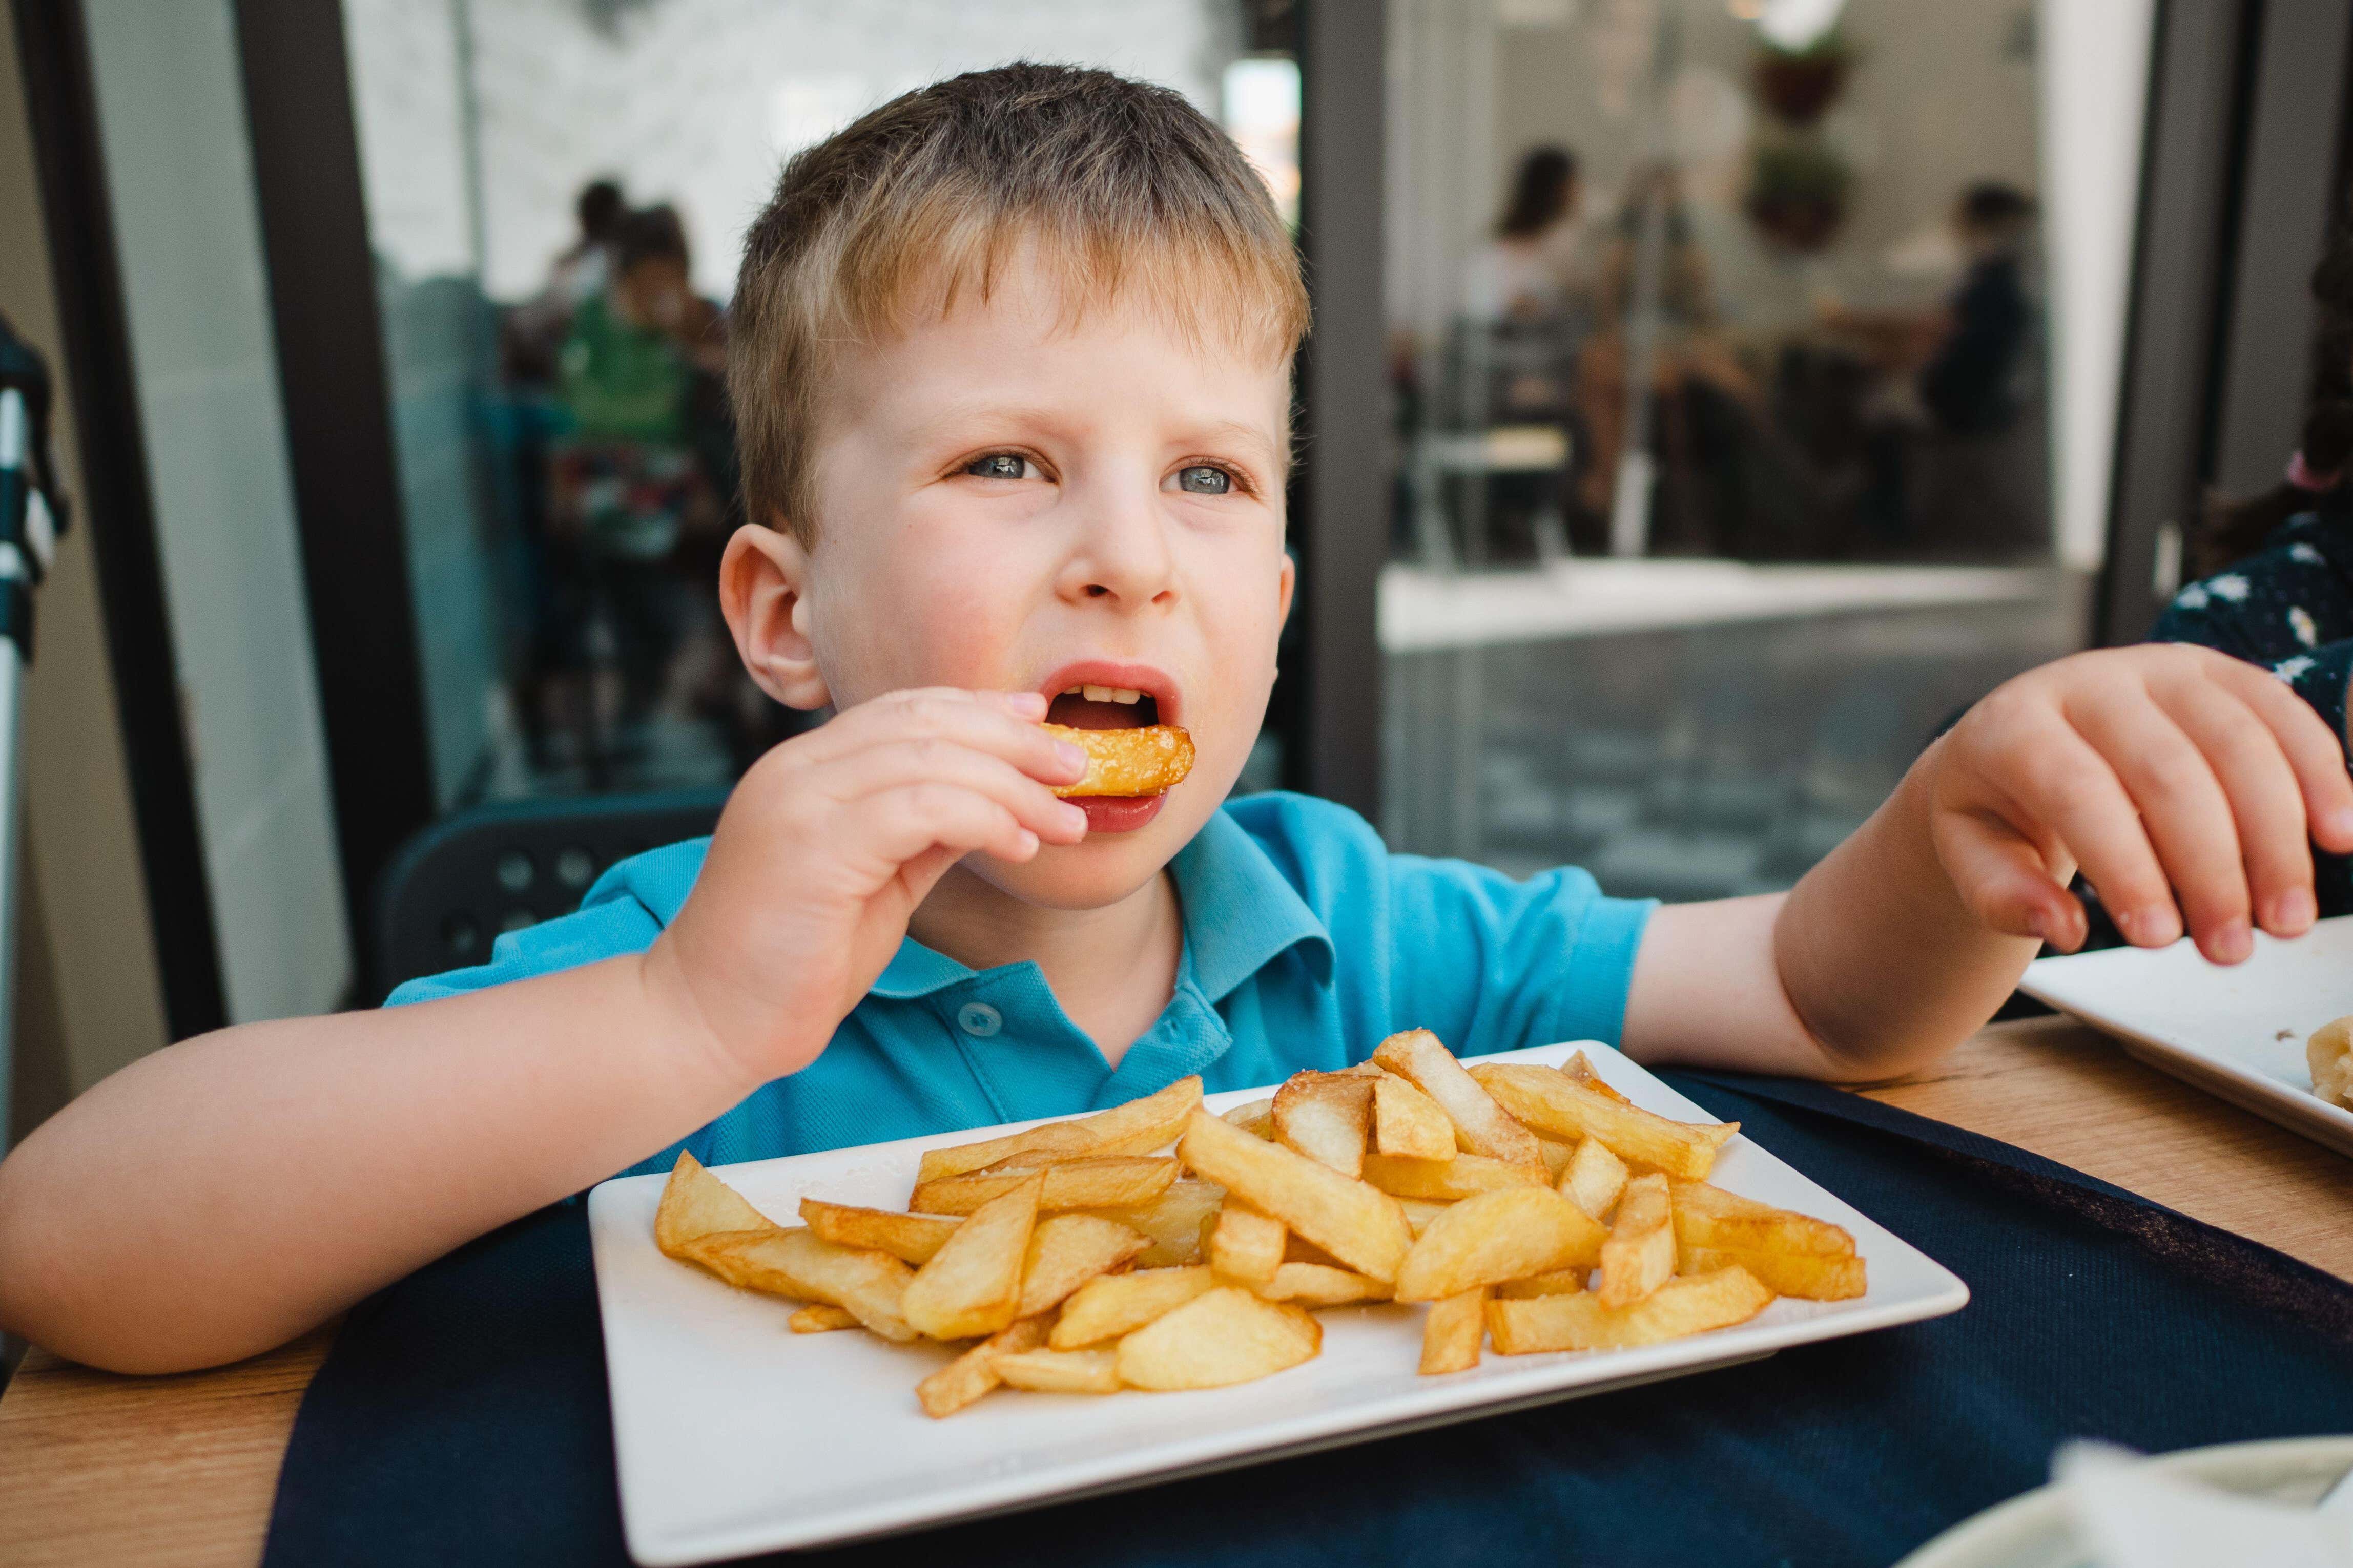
906, 404, 1284, 464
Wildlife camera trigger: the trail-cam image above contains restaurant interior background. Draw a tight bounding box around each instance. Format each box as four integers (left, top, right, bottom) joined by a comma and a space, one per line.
1, 0, 2346, 1148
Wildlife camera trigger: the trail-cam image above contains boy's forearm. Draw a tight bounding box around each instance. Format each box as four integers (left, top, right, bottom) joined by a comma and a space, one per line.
0, 948, 762, 1373
1773, 739, 2044, 1076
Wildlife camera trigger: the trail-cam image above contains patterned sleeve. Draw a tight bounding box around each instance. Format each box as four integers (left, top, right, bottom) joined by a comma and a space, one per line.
2269, 640, 2353, 756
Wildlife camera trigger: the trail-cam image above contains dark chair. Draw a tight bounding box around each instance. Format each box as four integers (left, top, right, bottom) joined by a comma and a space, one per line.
373, 786, 730, 1001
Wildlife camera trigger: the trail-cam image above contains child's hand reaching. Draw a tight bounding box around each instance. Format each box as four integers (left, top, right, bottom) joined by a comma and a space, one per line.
1927, 644, 2353, 963
649, 688, 1089, 1083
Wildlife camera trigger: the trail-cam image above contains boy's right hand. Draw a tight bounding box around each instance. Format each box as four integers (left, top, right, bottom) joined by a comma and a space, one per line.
646, 689, 1088, 1084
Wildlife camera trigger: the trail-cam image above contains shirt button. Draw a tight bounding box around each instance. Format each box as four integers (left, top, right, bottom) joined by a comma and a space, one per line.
956, 1002, 1003, 1038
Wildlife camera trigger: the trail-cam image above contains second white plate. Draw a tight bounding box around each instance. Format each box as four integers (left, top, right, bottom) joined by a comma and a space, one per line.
587, 1041, 1970, 1565
2019, 917, 2353, 1159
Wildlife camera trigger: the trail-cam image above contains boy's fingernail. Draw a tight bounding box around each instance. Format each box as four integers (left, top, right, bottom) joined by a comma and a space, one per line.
1055, 742, 1087, 774
2211, 918, 2252, 963
1059, 802, 1088, 832
1002, 691, 1047, 717
2275, 887, 2317, 930
2025, 909, 2050, 943
2329, 808, 2353, 842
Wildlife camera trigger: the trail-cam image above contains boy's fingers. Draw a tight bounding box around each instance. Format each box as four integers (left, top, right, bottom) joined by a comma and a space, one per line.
816, 739, 1087, 844
2003, 719, 2180, 947
2066, 692, 2249, 961
2150, 678, 2318, 938
805, 689, 1086, 785
1932, 807, 2084, 950
849, 782, 1040, 869
2199, 655, 2353, 853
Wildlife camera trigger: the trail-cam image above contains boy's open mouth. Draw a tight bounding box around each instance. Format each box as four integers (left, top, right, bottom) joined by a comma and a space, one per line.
1046, 685, 1161, 730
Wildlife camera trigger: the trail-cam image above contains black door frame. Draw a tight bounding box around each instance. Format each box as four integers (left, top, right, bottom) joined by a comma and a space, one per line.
10, 0, 226, 1039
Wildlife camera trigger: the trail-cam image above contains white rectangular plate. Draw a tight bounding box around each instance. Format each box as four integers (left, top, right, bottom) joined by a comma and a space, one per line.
588, 1042, 1969, 1565
2020, 917, 2353, 1159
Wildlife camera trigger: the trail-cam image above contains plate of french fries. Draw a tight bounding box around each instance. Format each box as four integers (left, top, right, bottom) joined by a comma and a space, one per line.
588, 1036, 1968, 1563
2023, 914, 2353, 1159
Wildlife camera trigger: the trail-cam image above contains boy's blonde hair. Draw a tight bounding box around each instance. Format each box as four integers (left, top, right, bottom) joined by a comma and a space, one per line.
728, 62, 1311, 543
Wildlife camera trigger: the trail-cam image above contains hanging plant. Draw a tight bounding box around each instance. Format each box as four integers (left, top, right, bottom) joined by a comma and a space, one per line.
1746, 139, 1852, 252
1753, 32, 1853, 127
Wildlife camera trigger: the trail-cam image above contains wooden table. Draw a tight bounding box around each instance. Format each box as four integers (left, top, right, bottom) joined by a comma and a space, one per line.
2, 1017, 2347, 1567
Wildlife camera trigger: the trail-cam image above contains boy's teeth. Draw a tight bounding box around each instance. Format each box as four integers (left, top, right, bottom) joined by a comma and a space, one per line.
1082, 684, 1113, 702
1109, 688, 1141, 704
1061, 686, 1083, 696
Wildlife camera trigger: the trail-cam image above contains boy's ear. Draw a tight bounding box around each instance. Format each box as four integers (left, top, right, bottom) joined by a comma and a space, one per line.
1277, 549, 1297, 628
718, 522, 833, 711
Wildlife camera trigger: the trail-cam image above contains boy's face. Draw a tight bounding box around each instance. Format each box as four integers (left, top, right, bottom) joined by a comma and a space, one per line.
738, 255, 1295, 911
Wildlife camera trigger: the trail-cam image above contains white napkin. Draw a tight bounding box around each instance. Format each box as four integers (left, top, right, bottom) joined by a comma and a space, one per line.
2057, 1441, 2353, 1568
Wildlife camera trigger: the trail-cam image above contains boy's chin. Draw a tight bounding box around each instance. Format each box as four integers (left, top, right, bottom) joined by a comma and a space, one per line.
972, 808, 1191, 910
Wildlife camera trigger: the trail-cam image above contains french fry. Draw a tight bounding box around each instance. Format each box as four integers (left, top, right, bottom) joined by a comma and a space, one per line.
1085, 1179, 1224, 1267
1050, 1265, 1217, 1348
1398, 1197, 1453, 1237
1221, 1099, 1274, 1138
1679, 1242, 1866, 1301
1372, 1029, 1549, 1177
912, 1156, 1176, 1217
1015, 1214, 1148, 1319
799, 1199, 959, 1266
988, 1347, 1122, 1394
1272, 1072, 1374, 1177
1668, 1181, 1855, 1257
655, 1151, 779, 1259
1469, 1064, 1738, 1181
1537, 1140, 1575, 1181
901, 1174, 1040, 1340
1487, 1265, 1773, 1353
1596, 1173, 1674, 1308
694, 1228, 920, 1342
916, 1077, 1203, 1182
1420, 1286, 1487, 1374
788, 1303, 858, 1333
1207, 1201, 1288, 1285
916, 1314, 1049, 1418
1252, 1262, 1392, 1306
1177, 1110, 1414, 1283
1046, 722, 1194, 798
675, 1228, 787, 1290
1394, 1184, 1607, 1302
1372, 1074, 1456, 1161
1561, 1137, 1628, 1223
1362, 1152, 1544, 1202
1494, 1267, 1588, 1299
1113, 1285, 1322, 1391
1561, 1050, 1634, 1106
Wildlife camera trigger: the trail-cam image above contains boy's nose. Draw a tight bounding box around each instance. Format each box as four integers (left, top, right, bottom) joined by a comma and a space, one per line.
1057, 481, 1178, 609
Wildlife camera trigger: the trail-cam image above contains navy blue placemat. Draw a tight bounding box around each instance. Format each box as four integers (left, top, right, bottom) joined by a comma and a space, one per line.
262, 1073, 2353, 1568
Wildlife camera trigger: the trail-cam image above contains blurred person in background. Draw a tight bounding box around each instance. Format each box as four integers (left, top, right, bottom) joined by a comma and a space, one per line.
506, 177, 628, 385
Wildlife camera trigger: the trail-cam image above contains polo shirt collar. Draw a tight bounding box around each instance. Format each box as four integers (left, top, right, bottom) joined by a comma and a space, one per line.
865, 804, 1334, 1004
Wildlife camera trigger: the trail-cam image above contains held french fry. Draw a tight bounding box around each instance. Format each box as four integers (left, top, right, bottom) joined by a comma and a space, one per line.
1113, 1286, 1322, 1391
1394, 1184, 1606, 1302
1362, 1152, 1544, 1202
1372, 1074, 1456, 1161
917, 1076, 1202, 1182
1470, 1064, 1738, 1181
1420, 1286, 1487, 1374
1045, 722, 1195, 797
800, 1199, 959, 1266
1207, 1201, 1288, 1284
1177, 1110, 1414, 1284
911, 1156, 1177, 1217
1372, 1029, 1550, 1177
901, 1174, 1041, 1340
1084, 1179, 1224, 1267
1487, 1265, 1773, 1353
1596, 1173, 1675, 1308
917, 1314, 1050, 1418
1678, 1241, 1866, 1301
1561, 1137, 1628, 1223
1015, 1214, 1148, 1319
656, 1151, 779, 1258
1050, 1265, 1217, 1348
1272, 1072, 1375, 1177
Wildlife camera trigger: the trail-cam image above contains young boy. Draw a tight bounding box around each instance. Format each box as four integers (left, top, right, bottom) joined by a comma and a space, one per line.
3, 65, 2347, 1375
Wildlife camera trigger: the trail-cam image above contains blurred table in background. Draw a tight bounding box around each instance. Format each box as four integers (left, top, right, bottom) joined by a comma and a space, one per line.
1, 1015, 2345, 1567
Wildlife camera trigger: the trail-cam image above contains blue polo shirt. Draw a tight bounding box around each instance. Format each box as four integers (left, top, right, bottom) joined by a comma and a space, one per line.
389, 791, 1652, 1179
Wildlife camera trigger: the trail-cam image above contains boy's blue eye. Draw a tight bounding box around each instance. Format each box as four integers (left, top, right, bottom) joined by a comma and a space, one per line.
966, 454, 1032, 480
1176, 465, 1231, 495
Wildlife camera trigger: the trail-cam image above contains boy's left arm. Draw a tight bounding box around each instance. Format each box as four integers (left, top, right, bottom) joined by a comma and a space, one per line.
1621, 644, 2353, 1080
